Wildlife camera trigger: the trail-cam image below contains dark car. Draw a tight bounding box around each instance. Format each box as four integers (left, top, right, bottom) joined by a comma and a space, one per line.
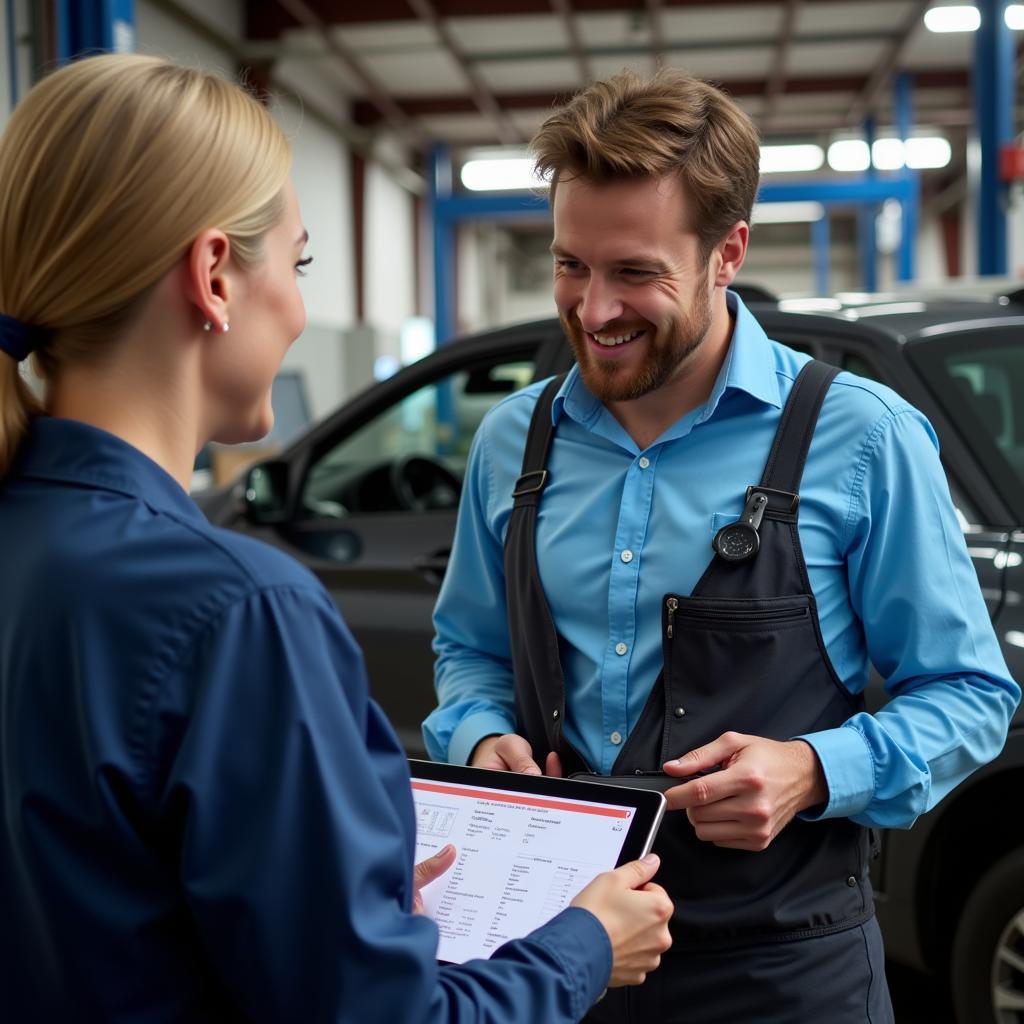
199, 297, 1024, 1024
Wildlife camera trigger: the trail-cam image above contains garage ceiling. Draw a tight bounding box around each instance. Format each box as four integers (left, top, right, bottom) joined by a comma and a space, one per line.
242, 0, 998, 147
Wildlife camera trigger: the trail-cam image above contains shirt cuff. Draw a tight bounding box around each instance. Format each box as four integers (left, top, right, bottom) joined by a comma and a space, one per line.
526, 907, 612, 1017
795, 724, 875, 820
448, 710, 517, 766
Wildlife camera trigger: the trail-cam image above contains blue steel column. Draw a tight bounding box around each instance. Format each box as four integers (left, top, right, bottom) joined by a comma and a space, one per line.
429, 145, 456, 450
5, 0, 17, 108
858, 116, 878, 291
431, 144, 456, 346
812, 214, 831, 295
894, 73, 918, 282
974, 0, 1013, 276
54, 0, 135, 63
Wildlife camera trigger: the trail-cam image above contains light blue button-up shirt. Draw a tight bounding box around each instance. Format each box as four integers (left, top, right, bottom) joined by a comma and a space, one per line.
425, 292, 1020, 830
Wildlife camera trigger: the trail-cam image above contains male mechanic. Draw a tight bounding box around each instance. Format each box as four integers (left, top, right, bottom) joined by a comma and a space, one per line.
424, 70, 1019, 1023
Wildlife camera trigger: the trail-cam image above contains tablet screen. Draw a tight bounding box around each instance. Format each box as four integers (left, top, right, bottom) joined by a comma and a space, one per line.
409, 764, 661, 964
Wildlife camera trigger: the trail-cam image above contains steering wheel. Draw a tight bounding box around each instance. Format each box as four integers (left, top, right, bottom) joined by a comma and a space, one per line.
389, 455, 461, 512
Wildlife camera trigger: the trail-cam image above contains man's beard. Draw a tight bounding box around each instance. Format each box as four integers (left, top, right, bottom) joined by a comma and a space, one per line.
561, 273, 713, 403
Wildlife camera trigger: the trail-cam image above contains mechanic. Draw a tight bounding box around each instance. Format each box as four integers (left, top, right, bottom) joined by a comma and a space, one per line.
0, 54, 673, 1023
425, 68, 1020, 1023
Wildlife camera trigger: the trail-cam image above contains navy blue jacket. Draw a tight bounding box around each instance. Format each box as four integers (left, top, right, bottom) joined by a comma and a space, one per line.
0, 417, 610, 1023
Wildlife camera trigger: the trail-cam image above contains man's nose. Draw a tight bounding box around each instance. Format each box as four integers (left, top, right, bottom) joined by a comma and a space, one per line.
577, 279, 624, 334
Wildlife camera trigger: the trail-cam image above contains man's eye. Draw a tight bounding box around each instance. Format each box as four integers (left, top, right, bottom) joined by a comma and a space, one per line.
555, 259, 582, 271
621, 268, 652, 277
296, 256, 314, 276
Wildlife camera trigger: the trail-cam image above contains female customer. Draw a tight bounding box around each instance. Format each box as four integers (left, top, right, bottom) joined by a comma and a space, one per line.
0, 54, 671, 1023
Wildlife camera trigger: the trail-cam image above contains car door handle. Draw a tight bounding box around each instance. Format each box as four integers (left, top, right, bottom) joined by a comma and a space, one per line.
414, 550, 450, 583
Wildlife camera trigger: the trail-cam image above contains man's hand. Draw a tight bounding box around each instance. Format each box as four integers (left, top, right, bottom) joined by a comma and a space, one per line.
471, 733, 544, 774
662, 732, 828, 851
412, 844, 457, 914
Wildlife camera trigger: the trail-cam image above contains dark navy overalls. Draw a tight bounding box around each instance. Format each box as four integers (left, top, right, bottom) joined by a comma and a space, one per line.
504, 361, 894, 1023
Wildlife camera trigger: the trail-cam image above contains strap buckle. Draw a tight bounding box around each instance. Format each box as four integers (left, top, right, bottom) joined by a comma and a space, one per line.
512, 470, 548, 498
745, 485, 799, 514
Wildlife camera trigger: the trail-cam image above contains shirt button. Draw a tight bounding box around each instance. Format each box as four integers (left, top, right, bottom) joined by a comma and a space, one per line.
615, 642, 628, 656
673, 706, 686, 718
610, 731, 622, 745
620, 549, 634, 563
638, 456, 650, 469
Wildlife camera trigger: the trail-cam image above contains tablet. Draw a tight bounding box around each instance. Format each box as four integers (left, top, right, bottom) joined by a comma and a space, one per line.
408, 759, 667, 964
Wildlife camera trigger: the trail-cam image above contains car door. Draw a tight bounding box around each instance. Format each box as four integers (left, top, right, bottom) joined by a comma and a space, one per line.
259, 339, 554, 754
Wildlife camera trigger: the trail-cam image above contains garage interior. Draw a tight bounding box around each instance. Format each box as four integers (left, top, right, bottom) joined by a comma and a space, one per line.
3, 4, 1024, 1023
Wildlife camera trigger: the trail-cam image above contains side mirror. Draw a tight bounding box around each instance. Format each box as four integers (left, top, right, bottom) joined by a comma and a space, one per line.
243, 459, 292, 525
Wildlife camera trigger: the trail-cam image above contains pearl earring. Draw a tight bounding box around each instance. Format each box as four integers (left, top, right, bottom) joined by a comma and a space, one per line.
202, 320, 230, 333
203, 321, 212, 332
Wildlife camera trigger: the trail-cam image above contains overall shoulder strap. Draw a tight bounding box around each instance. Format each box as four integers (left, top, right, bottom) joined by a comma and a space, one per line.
511, 373, 566, 508
759, 359, 839, 499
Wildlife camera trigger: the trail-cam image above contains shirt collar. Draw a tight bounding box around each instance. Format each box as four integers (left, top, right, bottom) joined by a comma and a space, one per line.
12, 416, 206, 524
552, 289, 782, 429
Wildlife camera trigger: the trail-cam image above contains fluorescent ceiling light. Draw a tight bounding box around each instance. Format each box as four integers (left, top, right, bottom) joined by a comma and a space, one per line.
872, 138, 906, 171
759, 144, 824, 174
906, 136, 952, 168
828, 139, 870, 172
924, 5, 980, 32
1006, 4, 1024, 28
830, 135, 950, 171
460, 158, 546, 192
752, 201, 825, 224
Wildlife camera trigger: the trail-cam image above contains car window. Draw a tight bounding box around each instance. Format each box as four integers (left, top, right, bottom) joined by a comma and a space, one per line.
301, 356, 535, 518
841, 353, 885, 384
908, 331, 1024, 520
944, 348, 1023, 479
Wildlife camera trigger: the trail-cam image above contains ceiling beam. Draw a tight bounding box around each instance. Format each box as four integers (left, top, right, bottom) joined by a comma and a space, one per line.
248, 0, 915, 37
352, 70, 971, 126
273, 0, 427, 147
405, 0, 524, 145
548, 0, 593, 86
845, 0, 932, 125
762, 0, 802, 127
147, 0, 424, 192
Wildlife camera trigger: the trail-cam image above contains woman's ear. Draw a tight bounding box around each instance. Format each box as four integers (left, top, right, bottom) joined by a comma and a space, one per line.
186, 229, 233, 331
713, 221, 750, 289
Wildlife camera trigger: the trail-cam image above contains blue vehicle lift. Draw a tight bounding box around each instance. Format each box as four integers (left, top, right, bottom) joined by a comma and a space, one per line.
975, 0, 1013, 276
53, 0, 135, 63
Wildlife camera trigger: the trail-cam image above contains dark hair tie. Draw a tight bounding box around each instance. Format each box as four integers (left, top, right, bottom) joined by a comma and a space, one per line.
0, 314, 51, 363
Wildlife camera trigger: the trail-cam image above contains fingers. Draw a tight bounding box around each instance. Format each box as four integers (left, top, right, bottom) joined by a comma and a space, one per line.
613, 852, 660, 889
471, 734, 541, 774
663, 731, 747, 778
495, 734, 542, 775
664, 771, 740, 812
544, 751, 563, 778
413, 844, 456, 891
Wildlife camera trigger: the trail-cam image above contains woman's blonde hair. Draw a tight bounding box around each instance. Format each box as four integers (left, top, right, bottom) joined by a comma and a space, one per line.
531, 68, 761, 258
0, 54, 292, 476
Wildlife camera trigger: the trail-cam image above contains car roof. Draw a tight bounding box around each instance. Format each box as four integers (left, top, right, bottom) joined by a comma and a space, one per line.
753, 294, 1024, 344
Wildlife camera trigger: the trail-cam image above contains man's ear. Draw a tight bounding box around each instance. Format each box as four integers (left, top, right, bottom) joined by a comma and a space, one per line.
186, 229, 233, 330
712, 221, 750, 289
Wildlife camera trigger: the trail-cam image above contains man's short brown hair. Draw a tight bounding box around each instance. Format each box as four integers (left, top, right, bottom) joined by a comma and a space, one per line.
531, 69, 761, 257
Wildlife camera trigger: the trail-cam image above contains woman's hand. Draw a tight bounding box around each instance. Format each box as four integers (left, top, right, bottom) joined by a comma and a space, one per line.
412, 844, 457, 914
571, 854, 673, 987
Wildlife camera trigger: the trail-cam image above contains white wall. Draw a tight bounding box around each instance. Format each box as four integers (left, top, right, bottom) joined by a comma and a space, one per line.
273, 95, 357, 418
135, 0, 236, 74
135, 0, 357, 420
365, 137, 418, 361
